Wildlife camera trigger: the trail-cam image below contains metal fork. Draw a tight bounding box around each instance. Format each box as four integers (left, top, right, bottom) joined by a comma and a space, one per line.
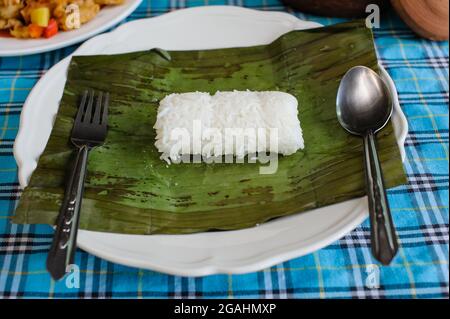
47, 90, 109, 280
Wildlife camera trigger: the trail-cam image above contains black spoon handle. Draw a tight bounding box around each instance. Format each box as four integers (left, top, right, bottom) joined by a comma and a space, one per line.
363, 131, 399, 265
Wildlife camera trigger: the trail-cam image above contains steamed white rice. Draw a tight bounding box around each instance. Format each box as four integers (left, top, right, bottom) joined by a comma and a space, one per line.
153, 90, 304, 162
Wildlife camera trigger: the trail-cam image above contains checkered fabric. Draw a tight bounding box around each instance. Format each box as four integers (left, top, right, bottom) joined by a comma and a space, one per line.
0, 0, 448, 299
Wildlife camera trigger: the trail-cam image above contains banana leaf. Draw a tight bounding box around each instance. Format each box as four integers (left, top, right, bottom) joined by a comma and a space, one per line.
13, 20, 407, 234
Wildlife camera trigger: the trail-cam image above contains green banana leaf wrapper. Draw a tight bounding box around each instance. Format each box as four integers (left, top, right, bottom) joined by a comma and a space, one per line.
13, 20, 407, 235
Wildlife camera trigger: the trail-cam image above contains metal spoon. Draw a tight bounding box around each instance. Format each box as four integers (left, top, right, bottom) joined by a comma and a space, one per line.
336, 66, 399, 265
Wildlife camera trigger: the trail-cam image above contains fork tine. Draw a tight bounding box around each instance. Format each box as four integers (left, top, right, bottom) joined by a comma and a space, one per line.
83, 90, 95, 123
92, 91, 103, 124
101, 92, 109, 126
75, 90, 88, 124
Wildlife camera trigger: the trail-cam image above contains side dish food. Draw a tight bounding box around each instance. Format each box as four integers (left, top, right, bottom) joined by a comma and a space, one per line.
0, 0, 124, 38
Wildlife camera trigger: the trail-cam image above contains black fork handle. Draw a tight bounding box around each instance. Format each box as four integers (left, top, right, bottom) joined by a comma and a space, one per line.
46, 145, 89, 280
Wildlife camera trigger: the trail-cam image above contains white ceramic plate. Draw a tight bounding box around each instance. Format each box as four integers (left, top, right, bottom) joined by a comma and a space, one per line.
0, 0, 142, 57
14, 6, 408, 276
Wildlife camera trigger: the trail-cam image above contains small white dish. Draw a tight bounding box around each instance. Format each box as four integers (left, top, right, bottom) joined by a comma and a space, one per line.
13, 6, 408, 276
0, 0, 142, 57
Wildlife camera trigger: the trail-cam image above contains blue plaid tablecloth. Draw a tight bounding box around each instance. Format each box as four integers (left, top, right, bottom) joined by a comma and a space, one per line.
0, 0, 448, 299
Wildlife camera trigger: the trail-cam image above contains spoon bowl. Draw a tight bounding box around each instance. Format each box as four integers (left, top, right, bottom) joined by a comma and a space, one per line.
337, 66, 393, 135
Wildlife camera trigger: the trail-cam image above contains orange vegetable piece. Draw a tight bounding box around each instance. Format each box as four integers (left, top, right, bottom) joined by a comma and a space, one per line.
28, 24, 44, 38
43, 19, 59, 38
